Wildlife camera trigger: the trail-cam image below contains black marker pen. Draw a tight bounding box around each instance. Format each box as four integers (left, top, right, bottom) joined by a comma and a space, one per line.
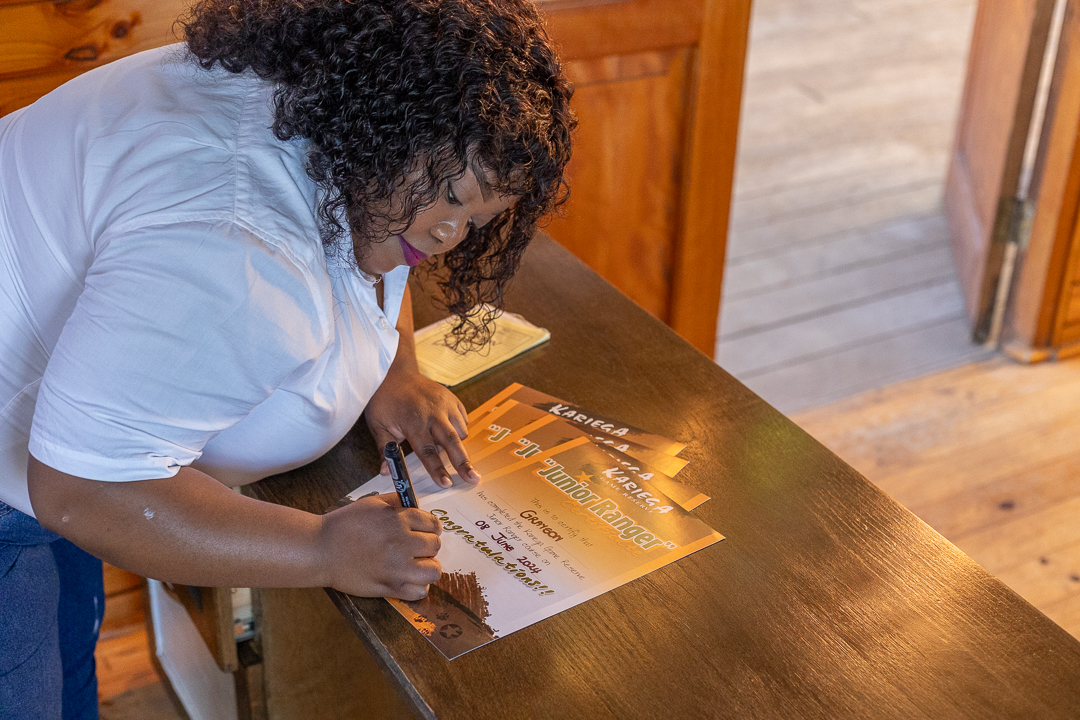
384, 442, 419, 509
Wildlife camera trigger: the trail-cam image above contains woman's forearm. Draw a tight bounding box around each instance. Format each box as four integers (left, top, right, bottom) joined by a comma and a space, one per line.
29, 456, 327, 587
27, 455, 442, 598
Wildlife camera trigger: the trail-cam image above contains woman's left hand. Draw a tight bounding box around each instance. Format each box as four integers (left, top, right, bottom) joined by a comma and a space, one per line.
364, 367, 481, 488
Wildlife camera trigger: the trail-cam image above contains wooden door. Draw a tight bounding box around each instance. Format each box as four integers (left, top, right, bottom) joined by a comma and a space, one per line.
944, 0, 1055, 340
1004, 0, 1080, 359
539, 0, 751, 356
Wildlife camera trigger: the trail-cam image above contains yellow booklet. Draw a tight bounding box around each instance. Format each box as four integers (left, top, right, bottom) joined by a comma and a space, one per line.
414, 307, 550, 386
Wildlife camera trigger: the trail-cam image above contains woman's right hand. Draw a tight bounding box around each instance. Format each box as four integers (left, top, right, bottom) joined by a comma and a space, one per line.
318, 493, 443, 600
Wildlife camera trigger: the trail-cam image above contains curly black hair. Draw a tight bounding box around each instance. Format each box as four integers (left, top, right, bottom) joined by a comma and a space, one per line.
181, 0, 575, 347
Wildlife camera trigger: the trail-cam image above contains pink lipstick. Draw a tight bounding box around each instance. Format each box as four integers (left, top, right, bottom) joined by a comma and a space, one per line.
398, 235, 429, 267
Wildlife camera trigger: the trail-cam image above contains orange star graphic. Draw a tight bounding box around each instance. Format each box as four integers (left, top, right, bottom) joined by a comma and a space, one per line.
577, 472, 592, 484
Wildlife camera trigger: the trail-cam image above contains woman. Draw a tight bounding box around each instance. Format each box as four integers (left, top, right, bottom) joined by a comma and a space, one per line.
0, 0, 574, 716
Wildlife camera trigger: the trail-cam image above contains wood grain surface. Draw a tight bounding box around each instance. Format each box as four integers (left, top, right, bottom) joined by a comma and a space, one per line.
250, 235, 1080, 719
0, 0, 188, 116
0, 0, 182, 82
792, 355, 1080, 644
553, 47, 689, 320
668, 0, 751, 355
541, 0, 749, 356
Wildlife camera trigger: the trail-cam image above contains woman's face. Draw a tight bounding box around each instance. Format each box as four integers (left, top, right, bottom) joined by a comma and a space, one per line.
356, 163, 517, 277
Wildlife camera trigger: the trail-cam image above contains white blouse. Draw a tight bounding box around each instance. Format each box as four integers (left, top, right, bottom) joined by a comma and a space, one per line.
0, 45, 406, 517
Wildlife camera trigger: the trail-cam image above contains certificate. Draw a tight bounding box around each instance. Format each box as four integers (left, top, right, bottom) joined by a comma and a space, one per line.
345, 386, 724, 659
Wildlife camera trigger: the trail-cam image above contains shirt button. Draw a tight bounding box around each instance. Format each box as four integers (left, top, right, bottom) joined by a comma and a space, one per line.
379, 318, 391, 330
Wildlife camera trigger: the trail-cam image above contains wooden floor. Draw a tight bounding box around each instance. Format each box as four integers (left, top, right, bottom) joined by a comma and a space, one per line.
97, 629, 165, 699
793, 356, 1080, 641
716, 0, 994, 413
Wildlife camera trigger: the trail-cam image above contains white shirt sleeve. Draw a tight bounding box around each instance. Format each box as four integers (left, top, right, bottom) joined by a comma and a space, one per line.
28, 219, 331, 482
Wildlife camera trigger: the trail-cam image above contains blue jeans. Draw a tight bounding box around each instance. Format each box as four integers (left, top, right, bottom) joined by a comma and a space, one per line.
0, 501, 104, 720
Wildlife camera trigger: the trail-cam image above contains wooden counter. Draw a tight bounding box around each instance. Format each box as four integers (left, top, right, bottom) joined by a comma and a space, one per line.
250, 235, 1080, 719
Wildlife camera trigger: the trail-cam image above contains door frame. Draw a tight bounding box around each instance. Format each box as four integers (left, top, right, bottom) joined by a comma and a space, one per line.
1004, 0, 1080, 359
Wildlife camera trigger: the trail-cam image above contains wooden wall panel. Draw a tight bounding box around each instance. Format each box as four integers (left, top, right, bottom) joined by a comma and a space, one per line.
548, 49, 690, 319
0, 0, 184, 116
669, 0, 751, 353
539, 0, 702, 60
0, 0, 182, 79
541, 0, 751, 353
